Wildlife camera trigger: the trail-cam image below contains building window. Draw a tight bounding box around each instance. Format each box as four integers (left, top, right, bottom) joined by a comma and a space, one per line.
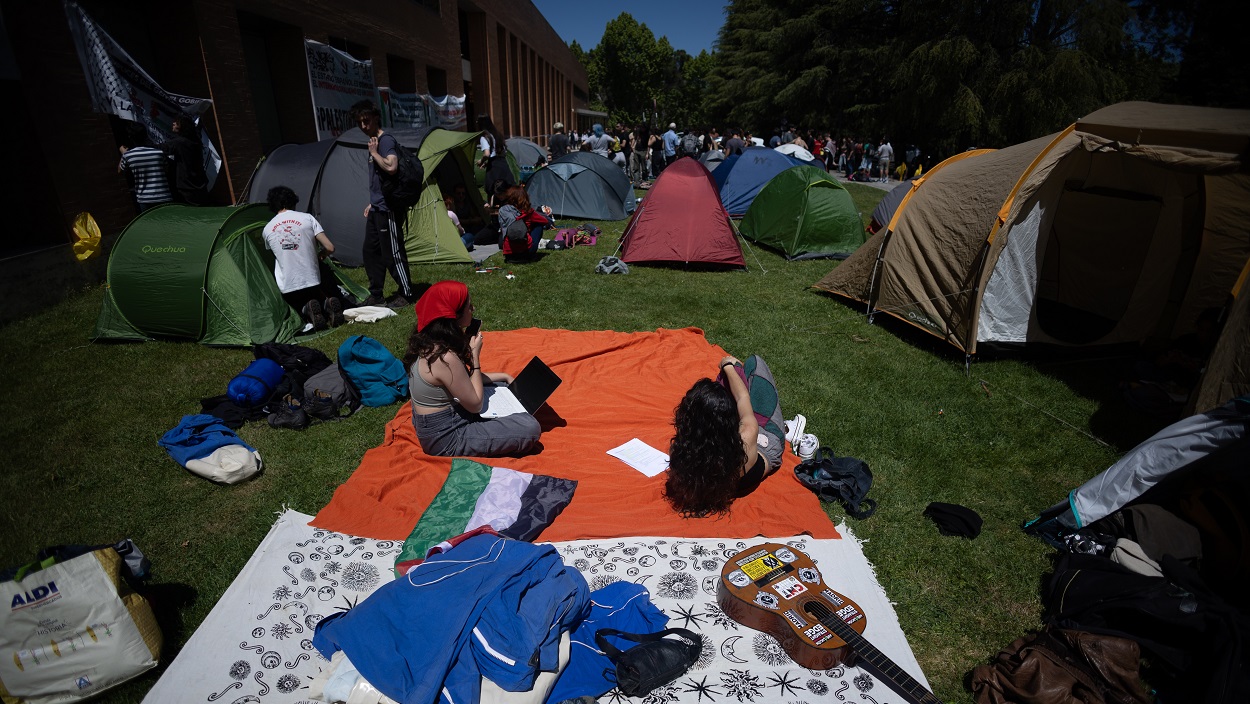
427, 66, 447, 97
327, 36, 369, 60
411, 0, 439, 14
458, 9, 471, 59
388, 55, 416, 93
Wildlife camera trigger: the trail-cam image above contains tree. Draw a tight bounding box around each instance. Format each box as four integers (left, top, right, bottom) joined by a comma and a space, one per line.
705, 0, 1214, 163
568, 13, 717, 131
592, 13, 672, 125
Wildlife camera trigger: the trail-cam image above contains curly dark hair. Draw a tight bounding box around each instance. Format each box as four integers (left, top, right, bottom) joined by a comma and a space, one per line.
266, 185, 299, 213
664, 379, 746, 517
402, 317, 471, 372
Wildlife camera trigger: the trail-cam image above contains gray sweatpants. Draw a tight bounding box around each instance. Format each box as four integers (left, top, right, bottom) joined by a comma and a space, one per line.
412, 405, 542, 457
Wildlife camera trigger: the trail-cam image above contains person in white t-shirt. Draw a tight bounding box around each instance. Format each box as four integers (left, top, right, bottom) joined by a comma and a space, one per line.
877, 139, 894, 182
263, 185, 343, 330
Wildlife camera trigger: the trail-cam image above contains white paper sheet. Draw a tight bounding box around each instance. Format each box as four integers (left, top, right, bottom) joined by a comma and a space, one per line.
479, 385, 527, 418
607, 438, 670, 477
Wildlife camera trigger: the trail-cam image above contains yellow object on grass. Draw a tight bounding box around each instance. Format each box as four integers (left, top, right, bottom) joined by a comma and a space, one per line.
72, 212, 102, 261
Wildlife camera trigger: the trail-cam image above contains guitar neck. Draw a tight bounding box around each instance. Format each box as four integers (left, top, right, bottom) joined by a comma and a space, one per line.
808, 602, 942, 704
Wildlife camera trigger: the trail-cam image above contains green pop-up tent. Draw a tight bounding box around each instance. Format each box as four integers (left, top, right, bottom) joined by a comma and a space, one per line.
739, 166, 866, 260
409, 129, 487, 264
93, 204, 364, 346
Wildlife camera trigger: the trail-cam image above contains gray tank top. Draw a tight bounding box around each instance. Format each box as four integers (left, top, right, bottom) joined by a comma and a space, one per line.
408, 361, 454, 408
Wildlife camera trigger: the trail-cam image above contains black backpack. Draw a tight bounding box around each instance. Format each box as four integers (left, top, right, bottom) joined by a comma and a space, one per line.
381, 140, 425, 210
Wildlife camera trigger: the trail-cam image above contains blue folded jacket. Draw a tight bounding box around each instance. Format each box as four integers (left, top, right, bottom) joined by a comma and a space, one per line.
158, 414, 257, 467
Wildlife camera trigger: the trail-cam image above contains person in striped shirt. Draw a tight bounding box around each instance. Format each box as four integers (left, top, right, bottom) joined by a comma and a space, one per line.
118, 131, 174, 213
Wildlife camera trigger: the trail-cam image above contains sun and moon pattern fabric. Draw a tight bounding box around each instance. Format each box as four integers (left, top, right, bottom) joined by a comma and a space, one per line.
145, 511, 929, 704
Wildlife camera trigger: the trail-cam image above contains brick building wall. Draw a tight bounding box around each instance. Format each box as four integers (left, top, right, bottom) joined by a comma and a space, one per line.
0, 0, 587, 254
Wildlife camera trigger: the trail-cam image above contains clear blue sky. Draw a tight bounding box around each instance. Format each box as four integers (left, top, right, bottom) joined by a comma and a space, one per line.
531, 0, 729, 56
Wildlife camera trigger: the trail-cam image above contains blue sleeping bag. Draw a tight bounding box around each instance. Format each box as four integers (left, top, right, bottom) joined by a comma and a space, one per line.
227, 358, 284, 407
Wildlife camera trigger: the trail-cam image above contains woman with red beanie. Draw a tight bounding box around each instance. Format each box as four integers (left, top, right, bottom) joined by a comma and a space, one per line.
402, 281, 542, 456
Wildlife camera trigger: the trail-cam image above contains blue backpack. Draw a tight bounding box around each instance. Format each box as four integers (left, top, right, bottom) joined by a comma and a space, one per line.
338, 335, 408, 407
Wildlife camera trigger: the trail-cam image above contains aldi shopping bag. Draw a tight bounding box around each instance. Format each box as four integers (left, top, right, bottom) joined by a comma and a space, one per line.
0, 547, 161, 702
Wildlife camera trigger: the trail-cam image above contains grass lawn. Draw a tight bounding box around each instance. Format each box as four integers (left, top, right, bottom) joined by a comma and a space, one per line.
0, 182, 1168, 702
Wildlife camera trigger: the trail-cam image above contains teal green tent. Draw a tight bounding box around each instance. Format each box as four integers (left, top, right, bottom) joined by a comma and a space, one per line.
93, 204, 363, 346
739, 166, 866, 260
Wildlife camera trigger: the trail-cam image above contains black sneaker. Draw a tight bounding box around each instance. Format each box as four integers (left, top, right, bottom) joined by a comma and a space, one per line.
304, 389, 339, 422
385, 294, 412, 309
303, 387, 335, 422
362, 294, 387, 307
324, 297, 344, 327
302, 299, 327, 330
268, 395, 310, 430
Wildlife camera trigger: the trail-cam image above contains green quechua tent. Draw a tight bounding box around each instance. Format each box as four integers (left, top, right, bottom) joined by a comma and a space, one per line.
739, 166, 866, 260
93, 204, 363, 346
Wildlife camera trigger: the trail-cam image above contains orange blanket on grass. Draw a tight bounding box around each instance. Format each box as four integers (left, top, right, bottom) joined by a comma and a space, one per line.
312, 328, 840, 542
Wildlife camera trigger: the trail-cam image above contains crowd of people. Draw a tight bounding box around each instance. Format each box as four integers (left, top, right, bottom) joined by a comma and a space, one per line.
542, 120, 930, 187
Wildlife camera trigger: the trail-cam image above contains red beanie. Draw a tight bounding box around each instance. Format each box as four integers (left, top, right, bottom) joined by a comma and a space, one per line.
414, 280, 469, 332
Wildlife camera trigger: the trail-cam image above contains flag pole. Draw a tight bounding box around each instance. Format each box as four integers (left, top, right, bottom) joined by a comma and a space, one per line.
198, 36, 235, 203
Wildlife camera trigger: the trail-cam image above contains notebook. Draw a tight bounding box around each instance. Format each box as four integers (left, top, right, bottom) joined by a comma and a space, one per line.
479, 356, 562, 418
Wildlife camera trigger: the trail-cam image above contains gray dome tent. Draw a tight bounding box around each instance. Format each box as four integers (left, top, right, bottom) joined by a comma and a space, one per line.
506, 137, 546, 168
868, 181, 912, 234
524, 152, 636, 221
246, 127, 485, 266
1026, 395, 1249, 538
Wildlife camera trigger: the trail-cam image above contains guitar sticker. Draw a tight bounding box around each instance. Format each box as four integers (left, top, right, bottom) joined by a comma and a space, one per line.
774, 547, 798, 563
783, 609, 809, 629
798, 567, 821, 584
727, 570, 751, 588
739, 552, 785, 581
804, 623, 833, 645
753, 591, 780, 609
770, 575, 808, 600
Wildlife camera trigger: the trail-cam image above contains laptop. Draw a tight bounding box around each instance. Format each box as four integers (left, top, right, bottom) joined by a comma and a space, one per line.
479, 356, 562, 418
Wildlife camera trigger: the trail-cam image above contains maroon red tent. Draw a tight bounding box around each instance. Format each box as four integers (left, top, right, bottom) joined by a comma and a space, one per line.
620, 157, 745, 267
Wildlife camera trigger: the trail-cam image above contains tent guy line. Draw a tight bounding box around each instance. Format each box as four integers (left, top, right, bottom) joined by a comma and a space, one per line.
977, 378, 1113, 448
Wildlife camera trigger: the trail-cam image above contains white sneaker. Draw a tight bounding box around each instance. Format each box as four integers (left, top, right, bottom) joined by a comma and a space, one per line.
784, 414, 807, 445
796, 433, 819, 461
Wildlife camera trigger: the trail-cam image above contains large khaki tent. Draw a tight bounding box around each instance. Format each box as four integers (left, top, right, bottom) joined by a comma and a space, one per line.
814, 102, 1250, 412
246, 127, 482, 267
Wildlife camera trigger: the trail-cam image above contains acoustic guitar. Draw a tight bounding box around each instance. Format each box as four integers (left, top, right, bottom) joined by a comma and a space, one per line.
718, 542, 942, 704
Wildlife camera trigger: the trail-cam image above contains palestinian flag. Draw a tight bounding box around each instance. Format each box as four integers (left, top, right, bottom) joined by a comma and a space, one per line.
394, 459, 577, 576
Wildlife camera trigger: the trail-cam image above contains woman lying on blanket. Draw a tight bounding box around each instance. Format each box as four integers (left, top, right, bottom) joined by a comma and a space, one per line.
404, 281, 542, 457
665, 355, 787, 517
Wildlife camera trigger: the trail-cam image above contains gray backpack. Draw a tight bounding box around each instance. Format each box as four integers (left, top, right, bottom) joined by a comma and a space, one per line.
595, 256, 630, 274
680, 133, 701, 157
302, 363, 361, 419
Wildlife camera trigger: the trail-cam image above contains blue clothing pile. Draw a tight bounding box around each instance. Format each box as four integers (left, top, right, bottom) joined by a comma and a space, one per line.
313, 533, 669, 704
158, 414, 256, 467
